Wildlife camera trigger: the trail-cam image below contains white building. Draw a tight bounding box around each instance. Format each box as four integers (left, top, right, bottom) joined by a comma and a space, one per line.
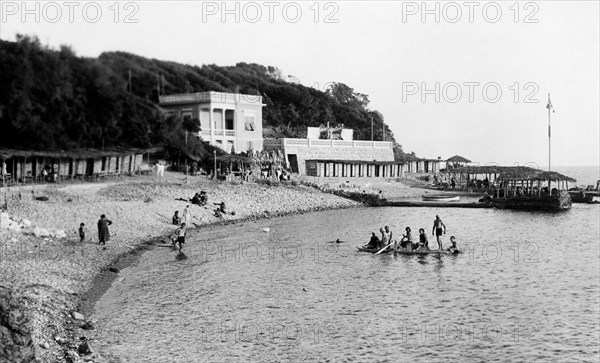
159, 91, 265, 153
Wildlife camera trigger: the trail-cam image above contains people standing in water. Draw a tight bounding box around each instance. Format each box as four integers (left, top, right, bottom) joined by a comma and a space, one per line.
97, 214, 112, 245
432, 215, 446, 250
447, 236, 460, 254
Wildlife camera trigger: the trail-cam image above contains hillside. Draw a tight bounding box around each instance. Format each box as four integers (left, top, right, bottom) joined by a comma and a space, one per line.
0, 35, 399, 158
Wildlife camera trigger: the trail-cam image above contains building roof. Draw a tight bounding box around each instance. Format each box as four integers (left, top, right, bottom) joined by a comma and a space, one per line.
446, 155, 472, 163
448, 166, 576, 182
159, 91, 263, 106
0, 147, 159, 159
305, 159, 404, 165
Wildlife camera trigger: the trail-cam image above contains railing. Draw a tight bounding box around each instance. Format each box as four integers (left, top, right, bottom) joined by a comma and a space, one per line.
199, 129, 236, 137
159, 91, 262, 105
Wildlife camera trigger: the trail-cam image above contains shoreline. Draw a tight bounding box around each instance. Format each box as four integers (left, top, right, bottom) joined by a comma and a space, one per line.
78, 200, 359, 317
0, 175, 366, 362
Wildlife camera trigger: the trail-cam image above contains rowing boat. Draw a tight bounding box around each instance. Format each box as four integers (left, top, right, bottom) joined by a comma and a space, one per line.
422, 195, 460, 202
356, 246, 393, 254
357, 246, 460, 255
356, 246, 379, 253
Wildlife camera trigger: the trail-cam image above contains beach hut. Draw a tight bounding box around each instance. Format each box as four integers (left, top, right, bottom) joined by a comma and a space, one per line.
445, 155, 472, 170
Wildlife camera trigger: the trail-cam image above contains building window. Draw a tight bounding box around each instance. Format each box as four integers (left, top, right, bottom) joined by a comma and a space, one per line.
246, 141, 253, 151
200, 109, 210, 130
244, 113, 256, 131
225, 110, 234, 130
213, 109, 223, 129
227, 140, 234, 153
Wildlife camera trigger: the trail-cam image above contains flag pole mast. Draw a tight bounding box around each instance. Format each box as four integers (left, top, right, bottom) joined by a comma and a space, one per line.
547, 93, 551, 172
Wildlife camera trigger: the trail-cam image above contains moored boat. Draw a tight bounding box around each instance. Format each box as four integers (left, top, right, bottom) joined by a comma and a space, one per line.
422, 195, 460, 202
449, 166, 575, 211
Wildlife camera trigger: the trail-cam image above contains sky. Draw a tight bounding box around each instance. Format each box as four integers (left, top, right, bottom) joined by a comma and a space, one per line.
1, 0, 599, 167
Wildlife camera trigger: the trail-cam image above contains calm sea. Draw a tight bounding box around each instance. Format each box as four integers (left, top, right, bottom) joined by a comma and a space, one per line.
91, 170, 600, 363
554, 166, 600, 187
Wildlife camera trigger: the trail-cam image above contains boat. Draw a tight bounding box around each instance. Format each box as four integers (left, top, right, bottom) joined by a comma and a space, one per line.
394, 248, 458, 255
356, 246, 383, 253
422, 195, 460, 202
448, 166, 575, 211
356, 246, 459, 255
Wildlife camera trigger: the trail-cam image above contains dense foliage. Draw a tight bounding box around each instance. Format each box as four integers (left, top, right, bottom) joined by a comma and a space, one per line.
0, 36, 400, 158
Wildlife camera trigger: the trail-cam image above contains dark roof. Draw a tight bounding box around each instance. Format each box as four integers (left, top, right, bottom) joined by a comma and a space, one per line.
0, 147, 159, 159
446, 155, 471, 163
305, 159, 405, 165
448, 166, 576, 182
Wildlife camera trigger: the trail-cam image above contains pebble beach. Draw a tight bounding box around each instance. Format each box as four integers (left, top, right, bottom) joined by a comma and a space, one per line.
0, 173, 367, 362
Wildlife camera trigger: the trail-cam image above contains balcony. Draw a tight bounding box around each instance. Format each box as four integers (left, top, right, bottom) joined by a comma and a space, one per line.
199, 129, 236, 137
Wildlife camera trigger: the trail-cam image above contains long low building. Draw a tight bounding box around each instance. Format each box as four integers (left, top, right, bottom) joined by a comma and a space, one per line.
263, 138, 395, 176
305, 159, 405, 178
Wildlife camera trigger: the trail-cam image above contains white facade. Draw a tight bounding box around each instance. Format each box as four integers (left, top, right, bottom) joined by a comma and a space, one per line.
159, 91, 265, 153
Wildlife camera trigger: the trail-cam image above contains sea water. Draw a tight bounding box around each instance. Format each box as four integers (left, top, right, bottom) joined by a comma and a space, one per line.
91, 202, 600, 362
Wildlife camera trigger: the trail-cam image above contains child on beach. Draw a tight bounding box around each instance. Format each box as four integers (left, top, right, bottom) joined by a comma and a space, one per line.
175, 223, 187, 252
79, 223, 85, 242
172, 211, 181, 225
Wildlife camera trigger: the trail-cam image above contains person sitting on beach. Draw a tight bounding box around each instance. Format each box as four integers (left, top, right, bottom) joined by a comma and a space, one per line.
191, 193, 201, 206
366, 232, 380, 249
214, 202, 227, 218
199, 191, 208, 206
172, 211, 181, 225
446, 236, 460, 254
417, 228, 429, 250
175, 223, 186, 252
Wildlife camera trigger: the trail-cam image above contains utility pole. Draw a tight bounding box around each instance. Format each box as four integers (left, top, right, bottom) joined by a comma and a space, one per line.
185, 131, 188, 184
371, 116, 374, 142
213, 150, 217, 179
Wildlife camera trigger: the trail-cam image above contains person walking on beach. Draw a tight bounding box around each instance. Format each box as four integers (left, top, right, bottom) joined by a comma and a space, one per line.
175, 223, 187, 252
97, 214, 113, 245
432, 215, 446, 250
79, 223, 86, 242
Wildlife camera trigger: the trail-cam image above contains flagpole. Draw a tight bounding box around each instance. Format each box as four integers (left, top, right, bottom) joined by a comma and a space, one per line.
547, 93, 551, 172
